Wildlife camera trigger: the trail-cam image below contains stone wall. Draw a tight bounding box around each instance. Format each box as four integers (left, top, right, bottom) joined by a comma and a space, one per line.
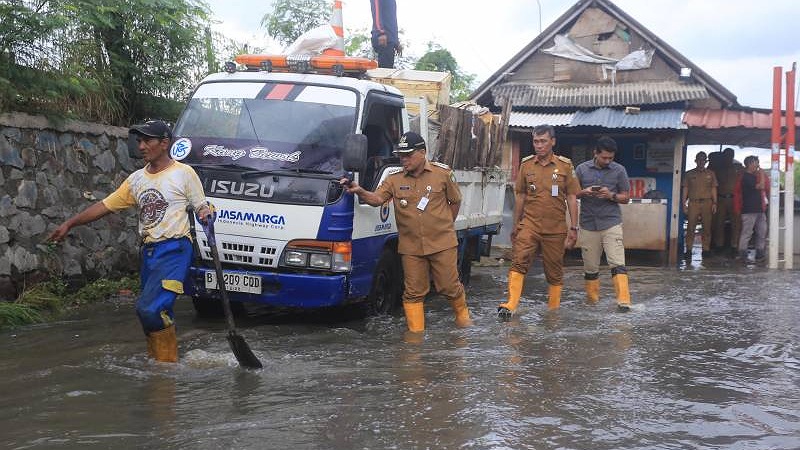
0, 112, 144, 300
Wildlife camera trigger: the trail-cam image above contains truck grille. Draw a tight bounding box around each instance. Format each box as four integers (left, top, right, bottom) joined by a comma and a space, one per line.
199, 234, 283, 269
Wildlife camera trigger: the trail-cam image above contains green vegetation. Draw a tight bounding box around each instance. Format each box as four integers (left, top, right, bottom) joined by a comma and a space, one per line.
415, 43, 476, 102
1, 0, 213, 125
0, 277, 139, 329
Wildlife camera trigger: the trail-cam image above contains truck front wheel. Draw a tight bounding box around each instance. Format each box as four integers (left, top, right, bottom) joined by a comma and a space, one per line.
368, 248, 403, 315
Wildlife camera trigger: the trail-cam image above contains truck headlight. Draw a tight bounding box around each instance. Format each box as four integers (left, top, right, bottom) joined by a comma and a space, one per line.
284, 250, 308, 267
309, 253, 331, 269
281, 240, 351, 272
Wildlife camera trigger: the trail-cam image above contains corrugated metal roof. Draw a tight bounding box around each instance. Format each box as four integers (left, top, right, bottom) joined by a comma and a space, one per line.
492, 81, 709, 107
510, 108, 686, 129
509, 112, 574, 128
571, 108, 686, 129
683, 108, 800, 129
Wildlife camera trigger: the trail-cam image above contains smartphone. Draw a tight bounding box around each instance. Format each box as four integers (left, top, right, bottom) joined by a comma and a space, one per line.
590, 186, 601, 191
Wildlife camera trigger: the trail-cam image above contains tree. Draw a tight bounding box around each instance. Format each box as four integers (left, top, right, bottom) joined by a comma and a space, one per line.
261, 0, 329, 48
63, 0, 211, 123
414, 43, 476, 102
0, 0, 213, 124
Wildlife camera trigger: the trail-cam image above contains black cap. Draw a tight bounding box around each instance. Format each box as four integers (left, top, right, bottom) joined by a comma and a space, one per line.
394, 131, 425, 153
130, 120, 172, 140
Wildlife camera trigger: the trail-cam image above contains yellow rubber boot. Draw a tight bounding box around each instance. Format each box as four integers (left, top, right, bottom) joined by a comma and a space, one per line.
402, 302, 425, 333
147, 325, 178, 362
450, 293, 473, 328
613, 274, 632, 311
547, 284, 562, 310
585, 279, 600, 303
498, 271, 525, 318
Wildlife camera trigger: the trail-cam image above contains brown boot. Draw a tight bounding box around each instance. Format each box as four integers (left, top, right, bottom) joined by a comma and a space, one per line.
585, 278, 600, 303
498, 271, 524, 318
547, 284, 562, 310
402, 302, 425, 333
613, 273, 632, 311
147, 325, 178, 362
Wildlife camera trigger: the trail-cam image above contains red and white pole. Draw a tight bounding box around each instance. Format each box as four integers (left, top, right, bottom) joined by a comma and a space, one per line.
785, 63, 796, 269
769, 66, 782, 268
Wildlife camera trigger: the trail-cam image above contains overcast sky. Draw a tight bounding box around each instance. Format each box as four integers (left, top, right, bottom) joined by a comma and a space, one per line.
205, 0, 800, 111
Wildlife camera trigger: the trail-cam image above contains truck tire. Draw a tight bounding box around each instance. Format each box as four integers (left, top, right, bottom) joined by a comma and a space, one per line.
368, 248, 403, 315
191, 296, 245, 318
458, 236, 478, 286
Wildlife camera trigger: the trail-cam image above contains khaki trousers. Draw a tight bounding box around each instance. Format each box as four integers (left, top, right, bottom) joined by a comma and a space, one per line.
401, 246, 464, 303
579, 223, 625, 274
510, 226, 566, 286
686, 199, 713, 251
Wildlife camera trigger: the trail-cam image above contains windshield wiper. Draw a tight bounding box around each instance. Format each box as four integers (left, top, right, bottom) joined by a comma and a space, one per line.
240, 168, 335, 179
189, 163, 251, 171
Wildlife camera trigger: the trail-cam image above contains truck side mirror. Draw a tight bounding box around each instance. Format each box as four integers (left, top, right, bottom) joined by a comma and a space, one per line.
127, 132, 143, 159
343, 134, 367, 171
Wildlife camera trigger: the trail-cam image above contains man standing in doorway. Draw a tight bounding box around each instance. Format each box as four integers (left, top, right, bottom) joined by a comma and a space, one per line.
734, 155, 769, 263
47, 120, 213, 363
712, 148, 743, 257
498, 125, 580, 319
343, 132, 471, 335
681, 151, 718, 259
370, 0, 402, 68
575, 136, 632, 311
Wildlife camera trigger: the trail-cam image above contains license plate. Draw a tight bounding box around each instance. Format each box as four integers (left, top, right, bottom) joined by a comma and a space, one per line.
205, 271, 262, 294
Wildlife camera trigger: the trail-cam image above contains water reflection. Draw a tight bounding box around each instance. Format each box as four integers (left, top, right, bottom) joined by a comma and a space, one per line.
1, 266, 799, 449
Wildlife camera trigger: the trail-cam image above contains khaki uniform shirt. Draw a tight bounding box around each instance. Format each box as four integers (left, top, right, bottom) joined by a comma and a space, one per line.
516, 153, 580, 234
375, 160, 461, 256
682, 168, 718, 200
714, 164, 741, 195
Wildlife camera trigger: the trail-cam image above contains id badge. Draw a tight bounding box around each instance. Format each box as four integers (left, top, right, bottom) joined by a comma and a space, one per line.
551, 185, 559, 196
416, 196, 429, 211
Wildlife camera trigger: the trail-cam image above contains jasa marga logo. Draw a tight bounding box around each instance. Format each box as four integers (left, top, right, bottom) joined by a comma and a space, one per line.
217, 209, 286, 229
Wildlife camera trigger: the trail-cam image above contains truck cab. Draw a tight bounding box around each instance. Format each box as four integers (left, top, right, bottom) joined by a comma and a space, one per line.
170, 69, 408, 315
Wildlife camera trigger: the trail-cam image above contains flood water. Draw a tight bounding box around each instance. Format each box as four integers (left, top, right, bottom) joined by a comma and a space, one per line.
2, 262, 799, 449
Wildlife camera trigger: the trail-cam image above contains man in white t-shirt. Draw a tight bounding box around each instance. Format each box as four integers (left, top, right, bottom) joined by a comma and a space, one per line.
48, 120, 212, 362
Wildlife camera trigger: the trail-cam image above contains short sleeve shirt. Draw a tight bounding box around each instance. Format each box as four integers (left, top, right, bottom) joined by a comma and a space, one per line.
575, 159, 630, 231
103, 161, 207, 243
515, 153, 580, 234
682, 168, 718, 200
375, 161, 461, 255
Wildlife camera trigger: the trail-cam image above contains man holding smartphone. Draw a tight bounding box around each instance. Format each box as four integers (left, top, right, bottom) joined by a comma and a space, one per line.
575, 136, 632, 310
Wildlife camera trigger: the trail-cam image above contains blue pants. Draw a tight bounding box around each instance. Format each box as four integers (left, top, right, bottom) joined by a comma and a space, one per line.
137, 238, 192, 333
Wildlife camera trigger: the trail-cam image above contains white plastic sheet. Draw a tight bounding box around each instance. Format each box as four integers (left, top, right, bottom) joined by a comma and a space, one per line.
284, 25, 338, 56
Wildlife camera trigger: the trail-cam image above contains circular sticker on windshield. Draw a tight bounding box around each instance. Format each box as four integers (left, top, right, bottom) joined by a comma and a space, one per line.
170, 138, 192, 160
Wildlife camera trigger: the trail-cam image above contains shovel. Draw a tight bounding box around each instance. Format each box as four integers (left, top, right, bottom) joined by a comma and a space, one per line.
198, 216, 263, 369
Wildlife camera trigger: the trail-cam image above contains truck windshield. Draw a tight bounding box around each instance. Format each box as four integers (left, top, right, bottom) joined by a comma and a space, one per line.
174, 82, 358, 173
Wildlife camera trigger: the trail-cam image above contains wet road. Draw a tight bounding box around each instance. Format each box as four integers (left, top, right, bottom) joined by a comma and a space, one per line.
2, 263, 799, 449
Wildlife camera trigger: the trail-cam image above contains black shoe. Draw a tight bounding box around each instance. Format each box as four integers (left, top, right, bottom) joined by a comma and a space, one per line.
617, 303, 631, 312
755, 251, 766, 263
497, 307, 513, 322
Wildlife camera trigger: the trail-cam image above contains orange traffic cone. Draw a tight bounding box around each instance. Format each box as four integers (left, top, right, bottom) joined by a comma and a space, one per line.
322, 0, 345, 56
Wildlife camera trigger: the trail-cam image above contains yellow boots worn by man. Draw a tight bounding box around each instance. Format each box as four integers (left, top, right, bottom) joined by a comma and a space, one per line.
574, 135, 633, 312
344, 131, 471, 338
498, 270, 563, 320
498, 125, 580, 320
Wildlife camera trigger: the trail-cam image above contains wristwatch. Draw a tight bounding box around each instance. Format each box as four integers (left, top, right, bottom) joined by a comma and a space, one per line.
611, 193, 618, 202
570, 226, 579, 231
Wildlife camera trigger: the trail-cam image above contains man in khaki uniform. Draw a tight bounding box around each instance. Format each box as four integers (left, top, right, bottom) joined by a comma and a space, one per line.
498, 125, 580, 319
712, 148, 742, 256
343, 131, 470, 334
681, 151, 718, 258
